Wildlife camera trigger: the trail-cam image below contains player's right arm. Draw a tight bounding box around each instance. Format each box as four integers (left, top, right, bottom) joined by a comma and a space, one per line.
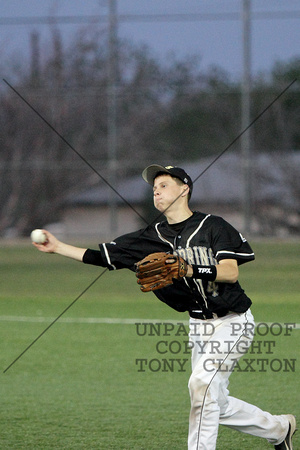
32, 230, 86, 262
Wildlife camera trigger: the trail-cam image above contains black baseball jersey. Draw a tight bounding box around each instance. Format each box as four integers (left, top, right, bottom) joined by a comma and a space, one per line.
83, 212, 255, 316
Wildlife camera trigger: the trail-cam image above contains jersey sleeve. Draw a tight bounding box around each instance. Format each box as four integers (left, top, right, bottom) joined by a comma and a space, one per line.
98, 230, 144, 271
210, 217, 255, 265
98, 226, 171, 271
83, 248, 106, 266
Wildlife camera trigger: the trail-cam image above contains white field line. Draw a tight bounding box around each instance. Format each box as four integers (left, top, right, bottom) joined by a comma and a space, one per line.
0, 315, 299, 329
0, 316, 183, 325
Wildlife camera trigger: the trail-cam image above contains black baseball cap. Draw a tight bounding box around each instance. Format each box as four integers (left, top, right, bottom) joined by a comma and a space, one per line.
142, 164, 193, 197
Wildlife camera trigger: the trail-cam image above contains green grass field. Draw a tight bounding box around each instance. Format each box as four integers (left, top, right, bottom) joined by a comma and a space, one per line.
0, 240, 299, 449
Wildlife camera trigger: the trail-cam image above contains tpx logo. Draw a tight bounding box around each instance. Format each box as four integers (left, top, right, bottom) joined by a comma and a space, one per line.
198, 268, 213, 274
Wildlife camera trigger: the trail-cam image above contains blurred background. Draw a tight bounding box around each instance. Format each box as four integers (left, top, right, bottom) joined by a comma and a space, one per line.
0, 0, 299, 241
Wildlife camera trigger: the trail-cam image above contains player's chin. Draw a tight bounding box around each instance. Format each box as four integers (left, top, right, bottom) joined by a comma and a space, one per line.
154, 203, 165, 213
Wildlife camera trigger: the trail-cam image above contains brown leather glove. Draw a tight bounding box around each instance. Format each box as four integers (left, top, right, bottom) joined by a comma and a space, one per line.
135, 252, 188, 292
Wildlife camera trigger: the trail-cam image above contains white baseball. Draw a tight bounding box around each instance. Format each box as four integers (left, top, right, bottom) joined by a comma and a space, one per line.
30, 229, 47, 244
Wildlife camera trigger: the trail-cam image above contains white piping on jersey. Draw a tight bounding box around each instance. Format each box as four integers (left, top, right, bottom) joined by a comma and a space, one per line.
184, 213, 212, 307
102, 243, 117, 270
182, 273, 208, 310
216, 250, 255, 259
156, 218, 211, 308
155, 223, 174, 250
186, 214, 211, 248
193, 279, 209, 309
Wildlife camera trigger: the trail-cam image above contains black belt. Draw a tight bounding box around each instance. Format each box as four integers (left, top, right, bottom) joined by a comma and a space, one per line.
189, 309, 228, 320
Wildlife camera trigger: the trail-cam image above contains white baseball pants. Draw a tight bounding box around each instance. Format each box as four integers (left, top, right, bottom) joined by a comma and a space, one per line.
188, 309, 289, 449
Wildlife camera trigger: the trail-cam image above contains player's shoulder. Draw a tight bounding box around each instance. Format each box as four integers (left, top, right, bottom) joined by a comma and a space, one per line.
191, 211, 241, 237
111, 226, 153, 245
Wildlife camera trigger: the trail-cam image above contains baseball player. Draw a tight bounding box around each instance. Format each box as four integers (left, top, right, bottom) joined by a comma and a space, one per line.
33, 164, 296, 449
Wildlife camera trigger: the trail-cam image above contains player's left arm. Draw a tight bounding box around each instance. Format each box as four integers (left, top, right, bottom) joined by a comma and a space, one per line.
186, 259, 238, 284
215, 259, 239, 283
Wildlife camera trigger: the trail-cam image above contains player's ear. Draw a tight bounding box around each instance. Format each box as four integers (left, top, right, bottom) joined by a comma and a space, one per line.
181, 185, 190, 198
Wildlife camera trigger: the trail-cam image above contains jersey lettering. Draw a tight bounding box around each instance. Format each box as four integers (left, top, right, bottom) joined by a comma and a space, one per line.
175, 246, 217, 267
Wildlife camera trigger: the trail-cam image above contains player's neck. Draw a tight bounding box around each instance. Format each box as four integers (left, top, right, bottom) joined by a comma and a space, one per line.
165, 206, 193, 225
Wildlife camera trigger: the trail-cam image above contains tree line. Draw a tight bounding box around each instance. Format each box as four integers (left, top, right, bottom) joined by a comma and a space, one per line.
0, 27, 299, 237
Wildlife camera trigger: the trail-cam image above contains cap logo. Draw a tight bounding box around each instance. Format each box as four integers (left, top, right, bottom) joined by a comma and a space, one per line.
184, 177, 188, 184
165, 165, 174, 169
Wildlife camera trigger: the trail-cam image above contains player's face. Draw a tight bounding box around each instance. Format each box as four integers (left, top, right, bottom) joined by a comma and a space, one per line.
153, 175, 188, 213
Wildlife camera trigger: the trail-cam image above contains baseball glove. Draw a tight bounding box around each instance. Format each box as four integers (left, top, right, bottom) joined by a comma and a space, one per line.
135, 252, 188, 292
